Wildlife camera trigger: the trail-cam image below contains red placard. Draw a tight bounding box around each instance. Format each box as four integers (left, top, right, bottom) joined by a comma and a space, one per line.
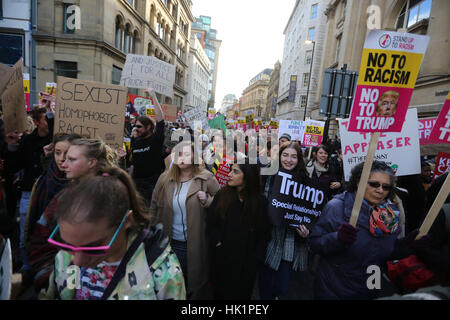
433, 152, 450, 180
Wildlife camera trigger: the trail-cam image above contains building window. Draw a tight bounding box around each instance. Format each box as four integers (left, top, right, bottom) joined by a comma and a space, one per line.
175, 70, 183, 86
112, 66, 122, 85
0, 33, 24, 65
308, 27, 315, 41
301, 95, 307, 107
397, 0, 432, 30
115, 17, 122, 50
336, 35, 342, 61
303, 73, 310, 87
311, 4, 318, 19
127, 0, 137, 9
305, 50, 312, 65
63, 4, 75, 34
55, 61, 78, 79
174, 94, 182, 108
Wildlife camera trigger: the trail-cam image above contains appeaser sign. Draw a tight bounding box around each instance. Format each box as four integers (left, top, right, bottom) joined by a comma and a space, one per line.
348, 30, 429, 133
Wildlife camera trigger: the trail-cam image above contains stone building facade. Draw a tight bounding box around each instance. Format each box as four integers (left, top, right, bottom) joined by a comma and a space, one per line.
316, 0, 449, 139
277, 0, 330, 120
240, 69, 272, 120
34, 0, 194, 108
185, 32, 210, 113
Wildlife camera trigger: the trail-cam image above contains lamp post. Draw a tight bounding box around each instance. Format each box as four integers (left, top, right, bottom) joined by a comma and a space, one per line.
303, 40, 315, 121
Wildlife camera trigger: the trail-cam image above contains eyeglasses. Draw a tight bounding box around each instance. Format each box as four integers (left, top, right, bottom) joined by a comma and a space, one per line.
135, 125, 143, 129
47, 210, 129, 256
367, 181, 393, 191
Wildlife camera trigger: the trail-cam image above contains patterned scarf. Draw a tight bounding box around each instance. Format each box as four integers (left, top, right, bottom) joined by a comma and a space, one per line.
369, 202, 399, 237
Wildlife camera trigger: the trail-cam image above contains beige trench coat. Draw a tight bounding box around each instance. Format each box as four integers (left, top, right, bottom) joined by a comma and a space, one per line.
149, 169, 220, 294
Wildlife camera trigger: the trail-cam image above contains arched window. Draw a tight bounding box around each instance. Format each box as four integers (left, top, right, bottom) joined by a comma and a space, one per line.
396, 0, 432, 30
148, 42, 153, 56
115, 16, 122, 50
132, 30, 139, 54
124, 24, 131, 53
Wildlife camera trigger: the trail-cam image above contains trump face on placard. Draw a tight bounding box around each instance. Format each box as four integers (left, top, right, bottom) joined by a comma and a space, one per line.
376, 90, 399, 116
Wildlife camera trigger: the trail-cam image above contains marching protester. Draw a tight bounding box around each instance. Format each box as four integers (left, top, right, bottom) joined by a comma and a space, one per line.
309, 161, 430, 300
305, 144, 341, 202
22, 133, 81, 292
130, 88, 166, 206
206, 159, 271, 299
40, 167, 185, 300
150, 141, 220, 298
22, 138, 118, 296
5, 104, 54, 273
259, 141, 312, 300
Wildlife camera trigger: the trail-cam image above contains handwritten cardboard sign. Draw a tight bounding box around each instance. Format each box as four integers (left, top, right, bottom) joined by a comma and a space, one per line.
348, 30, 429, 132
340, 108, 421, 181
55, 76, 127, 149
428, 92, 450, 144
120, 54, 175, 97
0, 62, 13, 94
1, 59, 27, 134
161, 104, 178, 123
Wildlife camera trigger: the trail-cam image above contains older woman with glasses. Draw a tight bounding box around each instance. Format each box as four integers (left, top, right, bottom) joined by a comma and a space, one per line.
309, 161, 429, 300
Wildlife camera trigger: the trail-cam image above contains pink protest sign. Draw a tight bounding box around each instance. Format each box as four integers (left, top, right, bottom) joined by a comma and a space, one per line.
433, 152, 450, 180
418, 117, 437, 145
428, 93, 450, 144
348, 30, 429, 133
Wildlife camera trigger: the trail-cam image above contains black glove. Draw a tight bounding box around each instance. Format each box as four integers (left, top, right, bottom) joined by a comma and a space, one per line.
337, 223, 358, 245
405, 229, 430, 252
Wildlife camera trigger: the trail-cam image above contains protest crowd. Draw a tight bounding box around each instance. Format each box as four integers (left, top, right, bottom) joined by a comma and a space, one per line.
0, 84, 448, 301
0, 29, 449, 301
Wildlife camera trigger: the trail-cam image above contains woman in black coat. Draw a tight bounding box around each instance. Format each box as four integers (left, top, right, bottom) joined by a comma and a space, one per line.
206, 159, 271, 299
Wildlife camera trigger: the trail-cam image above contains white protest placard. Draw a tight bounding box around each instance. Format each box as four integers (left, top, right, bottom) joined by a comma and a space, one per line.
184, 108, 208, 130
120, 54, 175, 97
340, 108, 421, 181
55, 76, 127, 149
278, 120, 305, 142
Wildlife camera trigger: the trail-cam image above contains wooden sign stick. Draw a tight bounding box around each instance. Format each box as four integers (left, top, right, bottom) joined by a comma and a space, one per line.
308, 147, 312, 160
416, 173, 450, 239
349, 132, 380, 226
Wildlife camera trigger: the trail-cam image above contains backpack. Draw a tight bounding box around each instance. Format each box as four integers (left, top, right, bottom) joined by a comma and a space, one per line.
387, 254, 435, 292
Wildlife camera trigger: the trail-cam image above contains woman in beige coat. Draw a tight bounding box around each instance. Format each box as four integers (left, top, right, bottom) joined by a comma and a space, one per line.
150, 141, 220, 298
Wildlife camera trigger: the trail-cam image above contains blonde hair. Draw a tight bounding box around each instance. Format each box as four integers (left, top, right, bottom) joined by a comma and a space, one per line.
378, 90, 399, 108
161, 141, 203, 195
70, 138, 118, 173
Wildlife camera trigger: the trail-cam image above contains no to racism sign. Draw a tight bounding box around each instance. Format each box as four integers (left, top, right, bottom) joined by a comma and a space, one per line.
120, 54, 175, 97
348, 30, 429, 132
340, 108, 421, 181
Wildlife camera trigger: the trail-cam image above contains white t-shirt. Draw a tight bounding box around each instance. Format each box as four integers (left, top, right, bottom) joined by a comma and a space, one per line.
172, 179, 193, 241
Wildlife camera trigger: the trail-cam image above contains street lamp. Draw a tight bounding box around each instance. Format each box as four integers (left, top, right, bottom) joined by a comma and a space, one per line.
303, 39, 315, 121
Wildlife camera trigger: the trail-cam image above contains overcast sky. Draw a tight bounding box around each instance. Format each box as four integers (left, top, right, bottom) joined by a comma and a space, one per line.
191, 0, 296, 110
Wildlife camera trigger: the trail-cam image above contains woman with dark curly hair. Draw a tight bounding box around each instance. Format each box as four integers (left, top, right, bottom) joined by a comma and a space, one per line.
309, 161, 430, 299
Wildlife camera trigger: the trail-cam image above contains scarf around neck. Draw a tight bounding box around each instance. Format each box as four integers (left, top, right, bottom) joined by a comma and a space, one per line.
368, 201, 399, 237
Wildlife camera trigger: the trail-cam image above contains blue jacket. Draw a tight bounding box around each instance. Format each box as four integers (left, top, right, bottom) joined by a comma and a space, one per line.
309, 191, 401, 300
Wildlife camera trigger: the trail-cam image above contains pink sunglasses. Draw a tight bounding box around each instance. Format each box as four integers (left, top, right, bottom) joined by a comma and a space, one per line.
47, 211, 129, 256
